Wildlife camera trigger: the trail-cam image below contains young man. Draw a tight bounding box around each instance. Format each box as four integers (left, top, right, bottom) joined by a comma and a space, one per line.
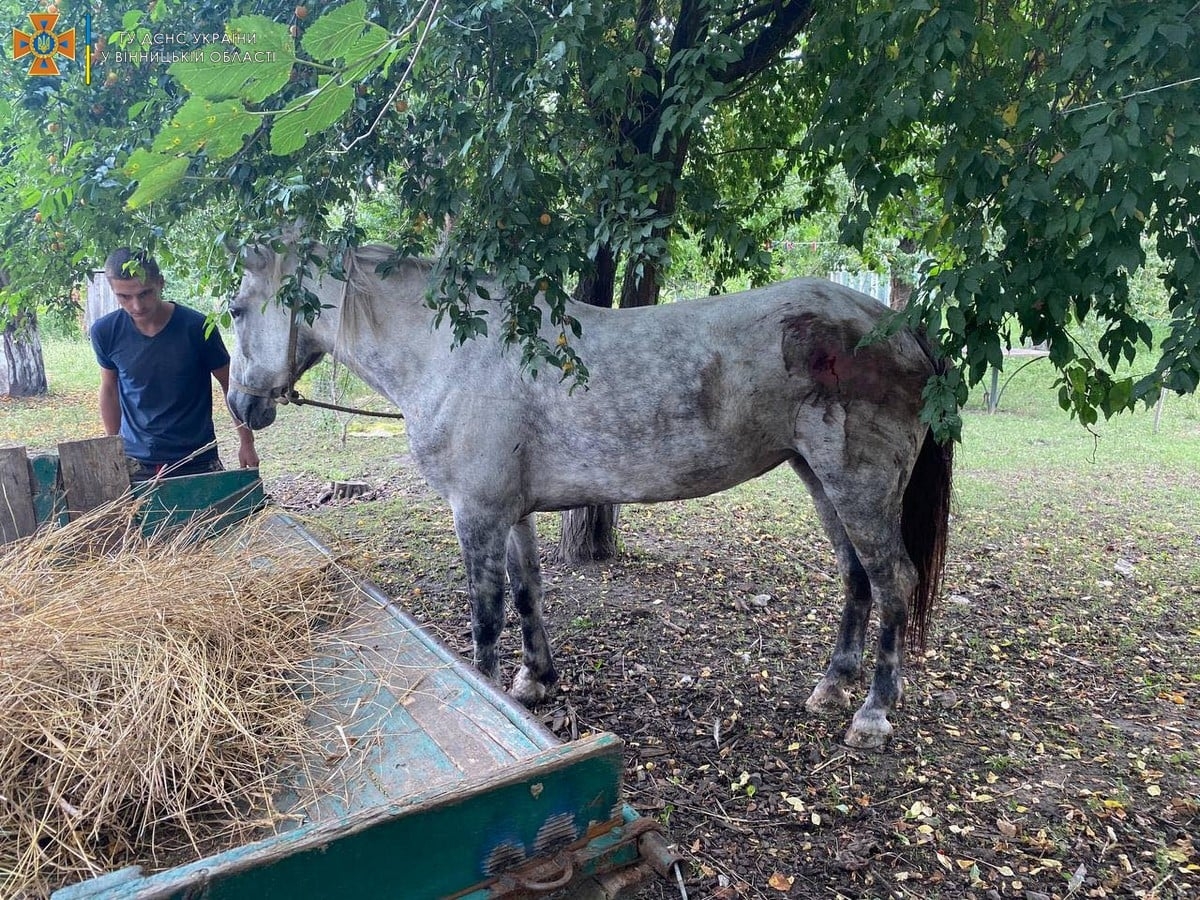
91, 248, 259, 482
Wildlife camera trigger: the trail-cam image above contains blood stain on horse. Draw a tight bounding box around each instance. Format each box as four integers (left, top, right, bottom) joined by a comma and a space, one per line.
809, 348, 841, 390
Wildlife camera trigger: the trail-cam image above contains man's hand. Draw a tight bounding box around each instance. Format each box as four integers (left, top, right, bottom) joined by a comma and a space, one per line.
237, 426, 260, 470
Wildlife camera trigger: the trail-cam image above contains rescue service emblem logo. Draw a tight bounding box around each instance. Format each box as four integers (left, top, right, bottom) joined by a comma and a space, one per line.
12, 11, 75, 76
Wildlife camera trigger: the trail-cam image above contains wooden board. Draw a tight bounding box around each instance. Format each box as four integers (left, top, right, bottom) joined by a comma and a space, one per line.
84, 269, 117, 334
56, 436, 128, 518
54, 515, 651, 900
29, 452, 67, 528
133, 468, 264, 537
0, 446, 37, 543
4, 446, 262, 540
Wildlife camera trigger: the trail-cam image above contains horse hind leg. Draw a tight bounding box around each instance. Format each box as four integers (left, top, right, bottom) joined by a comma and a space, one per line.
791, 459, 873, 713
505, 514, 557, 705
794, 459, 917, 750
836, 503, 916, 749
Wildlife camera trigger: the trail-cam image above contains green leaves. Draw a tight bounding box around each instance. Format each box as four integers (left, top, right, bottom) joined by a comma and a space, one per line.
300, 0, 389, 65
124, 3, 397, 209
794, 0, 1200, 432
125, 15, 297, 208
70, 0, 1200, 438
152, 98, 257, 159
169, 16, 296, 103
129, 95, 259, 209
124, 151, 191, 209
267, 0, 392, 154
270, 78, 355, 155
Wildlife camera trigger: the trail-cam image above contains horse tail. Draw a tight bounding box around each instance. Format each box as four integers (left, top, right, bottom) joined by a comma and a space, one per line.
902, 372, 955, 655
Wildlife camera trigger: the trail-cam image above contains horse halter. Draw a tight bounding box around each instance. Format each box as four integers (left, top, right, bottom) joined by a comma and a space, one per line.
228, 292, 405, 420
228, 307, 305, 406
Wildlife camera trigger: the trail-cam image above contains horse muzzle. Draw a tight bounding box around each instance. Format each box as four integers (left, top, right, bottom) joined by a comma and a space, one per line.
227, 383, 280, 430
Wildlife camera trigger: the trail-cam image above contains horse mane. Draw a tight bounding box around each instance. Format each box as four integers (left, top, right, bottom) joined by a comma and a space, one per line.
345, 244, 435, 303
319, 244, 435, 348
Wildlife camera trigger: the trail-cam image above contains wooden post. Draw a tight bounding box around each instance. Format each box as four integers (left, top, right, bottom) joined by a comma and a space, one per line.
0, 446, 38, 543
57, 436, 129, 518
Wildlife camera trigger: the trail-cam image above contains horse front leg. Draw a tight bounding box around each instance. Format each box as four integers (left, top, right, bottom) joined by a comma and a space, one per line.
453, 512, 510, 684
506, 514, 557, 705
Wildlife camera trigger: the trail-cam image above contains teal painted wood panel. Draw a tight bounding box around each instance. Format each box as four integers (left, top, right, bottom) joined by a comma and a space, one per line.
59, 735, 626, 900
134, 467, 265, 536
29, 452, 66, 526
26, 457, 263, 536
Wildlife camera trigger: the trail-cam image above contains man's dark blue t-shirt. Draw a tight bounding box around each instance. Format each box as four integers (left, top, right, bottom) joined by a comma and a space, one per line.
91, 304, 231, 465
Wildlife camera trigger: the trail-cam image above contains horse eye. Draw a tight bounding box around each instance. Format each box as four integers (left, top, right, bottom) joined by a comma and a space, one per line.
229, 306, 243, 320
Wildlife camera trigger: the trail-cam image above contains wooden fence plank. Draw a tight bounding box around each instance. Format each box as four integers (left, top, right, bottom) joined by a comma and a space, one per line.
84, 269, 117, 334
57, 436, 129, 518
29, 452, 65, 527
0, 446, 38, 543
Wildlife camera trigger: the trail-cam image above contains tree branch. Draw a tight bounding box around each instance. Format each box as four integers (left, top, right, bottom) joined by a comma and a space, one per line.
672, 0, 711, 62
720, 0, 815, 86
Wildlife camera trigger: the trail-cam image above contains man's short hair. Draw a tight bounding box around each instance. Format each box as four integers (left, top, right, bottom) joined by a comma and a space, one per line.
104, 248, 162, 282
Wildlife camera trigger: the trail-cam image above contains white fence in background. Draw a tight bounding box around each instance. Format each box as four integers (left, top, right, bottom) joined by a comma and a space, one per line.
829, 270, 891, 306
84, 270, 117, 334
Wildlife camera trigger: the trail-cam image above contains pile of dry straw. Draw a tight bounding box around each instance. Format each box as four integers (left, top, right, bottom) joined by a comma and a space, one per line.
0, 503, 353, 897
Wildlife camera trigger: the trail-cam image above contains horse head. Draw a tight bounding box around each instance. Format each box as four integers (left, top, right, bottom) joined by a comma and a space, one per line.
226, 243, 328, 431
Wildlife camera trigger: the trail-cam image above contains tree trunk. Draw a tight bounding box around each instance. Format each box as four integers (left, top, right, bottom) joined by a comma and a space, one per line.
0, 308, 48, 398
556, 502, 621, 564
889, 237, 918, 311
558, 180, 680, 565
558, 33, 696, 563
558, 247, 623, 564
889, 273, 914, 311
560, 0, 804, 563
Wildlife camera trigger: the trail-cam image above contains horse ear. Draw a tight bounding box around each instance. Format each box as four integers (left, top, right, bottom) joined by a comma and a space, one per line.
279, 219, 306, 246
241, 244, 273, 274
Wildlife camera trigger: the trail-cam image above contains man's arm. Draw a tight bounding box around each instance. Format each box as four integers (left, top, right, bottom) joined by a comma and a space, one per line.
212, 364, 260, 470
98, 366, 122, 436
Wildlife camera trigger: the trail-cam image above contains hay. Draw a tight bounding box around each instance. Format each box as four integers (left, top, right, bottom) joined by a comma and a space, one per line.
0, 504, 353, 898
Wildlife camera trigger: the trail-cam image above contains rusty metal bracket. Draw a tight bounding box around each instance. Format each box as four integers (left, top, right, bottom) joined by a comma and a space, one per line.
507, 850, 575, 892
484, 812, 683, 899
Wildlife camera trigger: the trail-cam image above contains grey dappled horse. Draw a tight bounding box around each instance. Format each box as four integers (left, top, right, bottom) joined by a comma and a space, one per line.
227, 242, 953, 749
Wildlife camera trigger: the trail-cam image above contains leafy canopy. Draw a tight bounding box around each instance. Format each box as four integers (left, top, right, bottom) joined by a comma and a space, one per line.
2, 0, 1198, 441
793, 0, 1200, 434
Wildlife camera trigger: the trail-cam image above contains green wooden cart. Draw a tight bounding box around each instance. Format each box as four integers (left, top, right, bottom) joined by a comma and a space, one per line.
1, 437, 265, 542
50, 513, 682, 900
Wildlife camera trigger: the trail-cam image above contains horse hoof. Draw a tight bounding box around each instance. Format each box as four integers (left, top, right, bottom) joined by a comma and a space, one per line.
844, 711, 892, 750
510, 667, 549, 707
805, 677, 853, 713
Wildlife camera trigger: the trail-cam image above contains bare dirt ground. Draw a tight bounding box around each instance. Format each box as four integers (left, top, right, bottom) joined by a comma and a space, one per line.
265, 455, 1199, 900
